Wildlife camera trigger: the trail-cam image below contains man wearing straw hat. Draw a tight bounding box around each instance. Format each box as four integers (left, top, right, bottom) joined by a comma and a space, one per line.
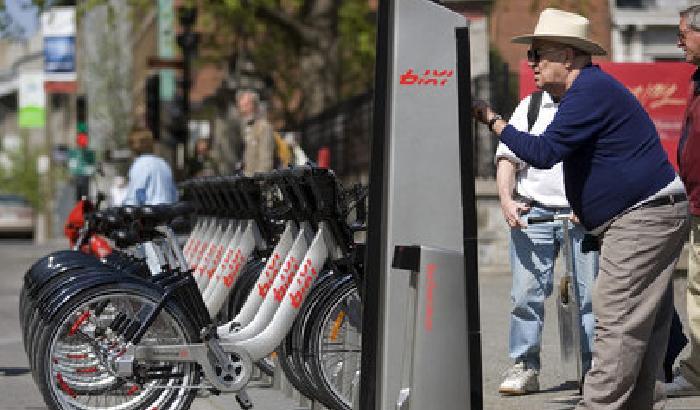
473, 8, 688, 409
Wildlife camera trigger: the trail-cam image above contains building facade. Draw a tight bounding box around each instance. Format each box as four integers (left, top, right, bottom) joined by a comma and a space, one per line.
610, 0, 687, 62
490, 0, 612, 77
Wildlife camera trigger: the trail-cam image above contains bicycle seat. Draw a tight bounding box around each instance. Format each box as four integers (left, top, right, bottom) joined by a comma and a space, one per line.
90, 209, 125, 234
139, 205, 173, 226
109, 228, 140, 248
139, 202, 194, 226
119, 205, 142, 222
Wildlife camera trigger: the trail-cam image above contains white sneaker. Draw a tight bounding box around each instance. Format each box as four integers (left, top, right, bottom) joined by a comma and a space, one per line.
498, 362, 540, 395
665, 374, 700, 397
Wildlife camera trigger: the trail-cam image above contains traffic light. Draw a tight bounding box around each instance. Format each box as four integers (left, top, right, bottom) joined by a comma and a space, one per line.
165, 7, 199, 146
166, 99, 187, 143
176, 31, 200, 57
69, 95, 96, 180
146, 74, 160, 140
76, 95, 88, 148
165, 76, 188, 143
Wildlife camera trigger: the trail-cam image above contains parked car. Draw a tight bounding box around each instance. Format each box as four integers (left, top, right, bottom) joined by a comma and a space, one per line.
0, 194, 33, 237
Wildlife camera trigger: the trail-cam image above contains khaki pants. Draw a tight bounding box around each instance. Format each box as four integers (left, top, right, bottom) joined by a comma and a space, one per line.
576, 201, 688, 410
680, 215, 700, 386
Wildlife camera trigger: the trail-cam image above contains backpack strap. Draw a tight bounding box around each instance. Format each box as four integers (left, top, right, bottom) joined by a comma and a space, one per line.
527, 90, 544, 132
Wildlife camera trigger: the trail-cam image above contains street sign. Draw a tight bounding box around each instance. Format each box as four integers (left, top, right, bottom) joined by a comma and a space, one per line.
159, 0, 176, 101
68, 148, 96, 176
18, 72, 46, 129
42, 7, 77, 83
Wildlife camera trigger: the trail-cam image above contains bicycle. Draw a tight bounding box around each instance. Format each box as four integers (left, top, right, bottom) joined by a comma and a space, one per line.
21, 165, 367, 410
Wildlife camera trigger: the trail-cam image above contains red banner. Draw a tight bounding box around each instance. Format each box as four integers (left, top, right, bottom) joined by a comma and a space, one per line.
519, 61, 696, 170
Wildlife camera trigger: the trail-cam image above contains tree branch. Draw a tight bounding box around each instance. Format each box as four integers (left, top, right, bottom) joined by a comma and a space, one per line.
250, 2, 320, 46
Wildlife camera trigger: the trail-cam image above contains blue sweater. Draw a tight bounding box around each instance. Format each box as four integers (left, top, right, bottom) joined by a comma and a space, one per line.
500, 65, 675, 231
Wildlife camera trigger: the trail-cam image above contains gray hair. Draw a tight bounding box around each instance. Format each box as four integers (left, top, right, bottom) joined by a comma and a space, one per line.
681, 5, 700, 31
236, 89, 260, 106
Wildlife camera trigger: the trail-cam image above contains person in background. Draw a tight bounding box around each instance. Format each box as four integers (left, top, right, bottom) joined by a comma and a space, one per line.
473, 8, 688, 409
123, 128, 177, 206
109, 175, 128, 206
665, 4, 700, 397
286, 132, 306, 167
186, 137, 216, 177
237, 90, 274, 176
495, 86, 597, 395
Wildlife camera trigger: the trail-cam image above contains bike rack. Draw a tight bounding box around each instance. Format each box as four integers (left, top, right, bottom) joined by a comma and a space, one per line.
362, 0, 480, 409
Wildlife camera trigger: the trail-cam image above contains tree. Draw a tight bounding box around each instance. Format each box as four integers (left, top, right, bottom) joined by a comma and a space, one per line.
183, 0, 376, 124
81, 0, 133, 152
4, 0, 376, 126
0, 137, 41, 210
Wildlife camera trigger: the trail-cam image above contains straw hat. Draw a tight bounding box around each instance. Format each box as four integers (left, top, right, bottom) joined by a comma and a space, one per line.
511, 8, 607, 56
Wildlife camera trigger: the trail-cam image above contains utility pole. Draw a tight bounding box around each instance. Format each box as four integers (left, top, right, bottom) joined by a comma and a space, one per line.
172, 6, 198, 173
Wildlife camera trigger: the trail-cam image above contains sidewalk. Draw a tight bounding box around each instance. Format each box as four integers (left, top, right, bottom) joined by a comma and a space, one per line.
4, 240, 700, 410
480, 270, 700, 410
193, 269, 700, 410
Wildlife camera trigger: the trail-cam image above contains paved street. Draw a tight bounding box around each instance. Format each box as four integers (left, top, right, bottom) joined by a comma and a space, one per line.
2, 239, 700, 410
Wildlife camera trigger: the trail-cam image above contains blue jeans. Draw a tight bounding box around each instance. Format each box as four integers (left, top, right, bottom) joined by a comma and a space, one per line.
509, 205, 598, 372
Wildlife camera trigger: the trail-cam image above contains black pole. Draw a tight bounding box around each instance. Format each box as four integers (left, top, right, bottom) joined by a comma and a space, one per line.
359, 0, 391, 407
456, 26, 482, 410
176, 7, 197, 173
183, 49, 191, 167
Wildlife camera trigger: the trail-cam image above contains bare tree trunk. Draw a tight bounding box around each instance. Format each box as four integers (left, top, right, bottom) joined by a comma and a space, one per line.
299, 39, 338, 117
298, 0, 339, 117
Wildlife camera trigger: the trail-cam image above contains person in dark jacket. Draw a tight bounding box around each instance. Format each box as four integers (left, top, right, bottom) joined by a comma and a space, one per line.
473, 8, 688, 410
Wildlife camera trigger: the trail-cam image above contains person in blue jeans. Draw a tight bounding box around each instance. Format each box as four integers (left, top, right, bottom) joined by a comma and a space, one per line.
495, 88, 598, 395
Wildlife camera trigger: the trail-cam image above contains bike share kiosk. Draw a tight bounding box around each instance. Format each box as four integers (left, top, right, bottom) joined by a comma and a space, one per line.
361, 1, 480, 409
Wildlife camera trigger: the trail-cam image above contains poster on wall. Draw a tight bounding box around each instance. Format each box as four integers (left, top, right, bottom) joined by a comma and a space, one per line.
519, 61, 695, 170
42, 6, 77, 87
18, 72, 46, 129
158, 0, 175, 101
44, 36, 75, 73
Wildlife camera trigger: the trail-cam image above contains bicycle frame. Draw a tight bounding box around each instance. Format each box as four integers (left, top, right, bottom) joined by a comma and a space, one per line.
43, 167, 363, 405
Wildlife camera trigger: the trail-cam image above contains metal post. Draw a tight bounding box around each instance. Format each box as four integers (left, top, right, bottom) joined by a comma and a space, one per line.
456, 27, 482, 410
362, 1, 472, 409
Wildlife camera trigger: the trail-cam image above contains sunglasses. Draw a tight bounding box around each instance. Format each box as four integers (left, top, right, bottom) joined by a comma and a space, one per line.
527, 47, 561, 63
679, 29, 692, 42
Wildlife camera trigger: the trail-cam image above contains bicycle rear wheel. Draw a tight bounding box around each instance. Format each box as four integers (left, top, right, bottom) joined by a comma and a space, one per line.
276, 269, 339, 400
307, 281, 362, 410
34, 284, 200, 410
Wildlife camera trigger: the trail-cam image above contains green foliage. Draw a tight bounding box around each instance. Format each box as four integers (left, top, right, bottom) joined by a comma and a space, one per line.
196, 0, 376, 120
13, 0, 376, 123
339, 1, 376, 95
0, 146, 41, 211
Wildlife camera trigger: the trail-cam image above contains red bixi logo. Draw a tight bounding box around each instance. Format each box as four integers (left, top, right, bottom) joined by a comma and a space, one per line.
400, 69, 453, 87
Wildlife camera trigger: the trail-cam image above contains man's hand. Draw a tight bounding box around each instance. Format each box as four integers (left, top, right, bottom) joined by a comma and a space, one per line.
472, 99, 495, 125
473, 99, 507, 134
501, 199, 531, 228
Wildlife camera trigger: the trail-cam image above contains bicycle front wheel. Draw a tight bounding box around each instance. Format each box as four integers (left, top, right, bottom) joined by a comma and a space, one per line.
34, 284, 200, 410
